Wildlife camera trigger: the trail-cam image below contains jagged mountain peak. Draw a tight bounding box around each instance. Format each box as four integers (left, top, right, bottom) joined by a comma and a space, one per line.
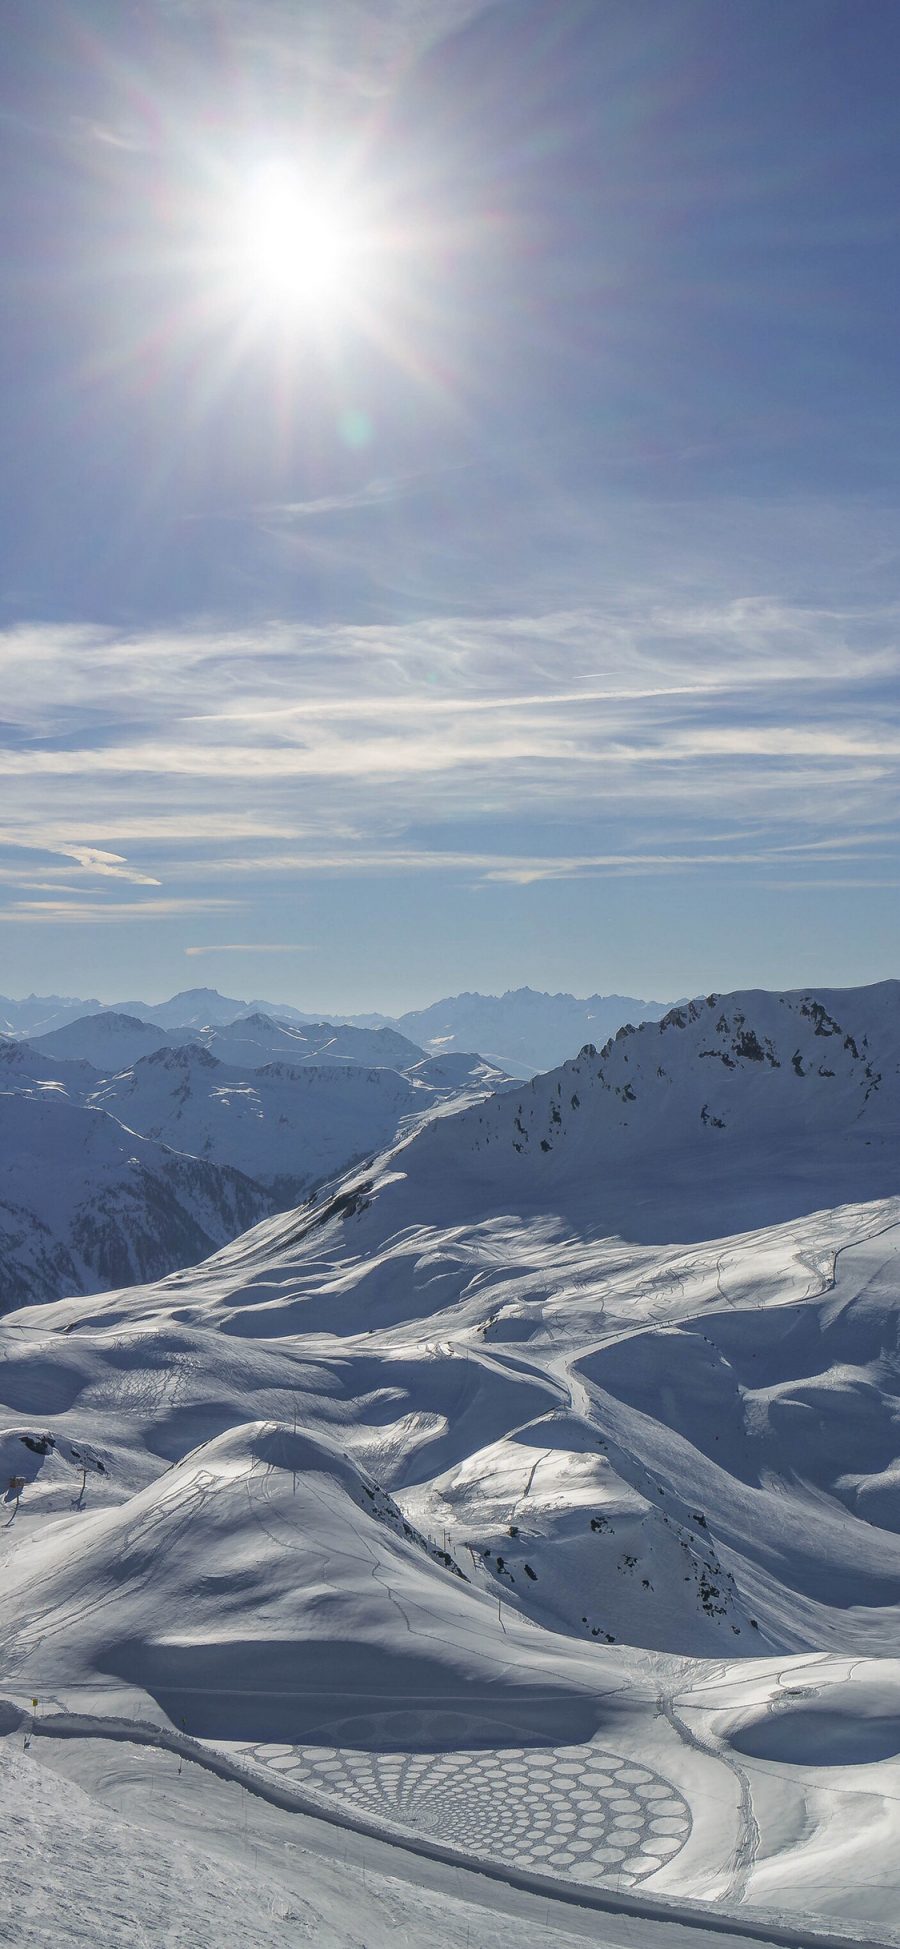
313, 979, 900, 1249
472, 982, 900, 1157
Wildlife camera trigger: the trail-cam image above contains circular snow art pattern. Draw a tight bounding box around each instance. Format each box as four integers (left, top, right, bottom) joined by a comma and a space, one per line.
248, 1742, 691, 1886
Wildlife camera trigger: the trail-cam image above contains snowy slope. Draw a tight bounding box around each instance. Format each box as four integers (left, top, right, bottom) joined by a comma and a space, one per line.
1, 1034, 509, 1308
86, 1043, 500, 1199
0, 1034, 95, 1097
4, 1722, 741, 1949
374, 981, 900, 1241
0, 1093, 274, 1309
4, 980, 900, 1943
6, 1195, 900, 1936
192, 1011, 426, 1070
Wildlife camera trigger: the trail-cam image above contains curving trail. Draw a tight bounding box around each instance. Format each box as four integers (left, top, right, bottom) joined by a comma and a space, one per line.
12, 1703, 891, 1949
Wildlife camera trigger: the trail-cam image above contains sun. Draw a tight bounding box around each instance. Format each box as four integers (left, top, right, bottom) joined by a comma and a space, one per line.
230, 160, 366, 316
188, 147, 429, 400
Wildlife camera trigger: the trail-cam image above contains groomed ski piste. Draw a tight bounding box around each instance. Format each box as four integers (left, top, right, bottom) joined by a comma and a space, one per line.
3, 984, 900, 1948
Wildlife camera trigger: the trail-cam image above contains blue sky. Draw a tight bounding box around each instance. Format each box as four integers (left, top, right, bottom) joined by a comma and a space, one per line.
2, 0, 900, 1013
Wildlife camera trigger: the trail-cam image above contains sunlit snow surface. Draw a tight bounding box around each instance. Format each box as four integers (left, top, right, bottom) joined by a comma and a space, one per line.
4, 987, 900, 1945
241, 1740, 692, 1885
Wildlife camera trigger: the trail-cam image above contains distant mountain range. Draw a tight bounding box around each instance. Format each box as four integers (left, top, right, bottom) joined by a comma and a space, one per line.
367, 987, 675, 1076
0, 984, 675, 1076
13, 977, 893, 1313
0, 986, 320, 1040
26, 1008, 424, 1074
0, 1016, 508, 1309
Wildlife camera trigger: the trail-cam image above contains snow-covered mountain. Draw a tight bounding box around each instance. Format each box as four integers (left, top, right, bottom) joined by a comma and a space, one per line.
186, 1011, 426, 1071
110, 985, 258, 1029
371, 986, 675, 1077
266, 981, 900, 1257
0, 1030, 509, 1307
5, 984, 315, 1036
86, 1042, 506, 1201
0, 1034, 95, 1096
0, 984, 678, 1078
111, 984, 372, 1032
28, 1009, 173, 1069
3, 984, 900, 1940
0, 991, 104, 1038
447, 980, 900, 1229
4, 978, 900, 1943
0, 1092, 273, 1309
27, 1007, 426, 1072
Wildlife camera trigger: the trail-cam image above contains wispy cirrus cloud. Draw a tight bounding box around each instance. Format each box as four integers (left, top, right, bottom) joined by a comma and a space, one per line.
0, 840, 161, 894
166, 844, 889, 887
1, 585, 899, 925
194, 471, 435, 527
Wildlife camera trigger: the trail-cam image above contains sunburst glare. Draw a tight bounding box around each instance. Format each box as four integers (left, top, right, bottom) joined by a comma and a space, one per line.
226, 159, 372, 318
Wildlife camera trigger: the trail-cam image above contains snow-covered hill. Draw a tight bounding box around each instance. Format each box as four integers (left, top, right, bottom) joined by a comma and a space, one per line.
5, 1187, 900, 1932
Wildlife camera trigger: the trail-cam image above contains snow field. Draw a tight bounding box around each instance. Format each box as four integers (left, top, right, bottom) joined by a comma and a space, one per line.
235, 1740, 692, 1886
4, 983, 900, 1942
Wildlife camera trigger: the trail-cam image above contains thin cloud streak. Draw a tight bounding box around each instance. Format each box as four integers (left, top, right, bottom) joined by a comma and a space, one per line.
206, 467, 448, 525
2, 590, 900, 913
2, 897, 238, 922
184, 942, 313, 955
172, 845, 884, 884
